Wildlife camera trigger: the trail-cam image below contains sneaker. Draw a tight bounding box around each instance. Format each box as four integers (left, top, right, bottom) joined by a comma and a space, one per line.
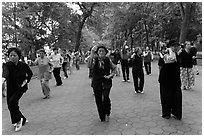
134, 91, 139, 94
22, 119, 28, 126
15, 118, 23, 132
140, 91, 144, 94
127, 79, 130, 82
122, 80, 126, 82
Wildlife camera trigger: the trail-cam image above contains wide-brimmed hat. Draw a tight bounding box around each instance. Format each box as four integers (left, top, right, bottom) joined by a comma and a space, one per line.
167, 40, 180, 48
38, 49, 46, 54
96, 45, 109, 55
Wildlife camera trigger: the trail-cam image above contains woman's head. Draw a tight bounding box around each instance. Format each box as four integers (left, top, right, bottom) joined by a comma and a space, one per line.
96, 45, 108, 58
185, 41, 191, 50
135, 47, 142, 55
7, 47, 22, 64
53, 47, 58, 54
38, 49, 46, 58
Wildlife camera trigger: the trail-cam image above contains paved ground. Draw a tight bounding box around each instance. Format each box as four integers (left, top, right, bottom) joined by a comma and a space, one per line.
2, 61, 202, 135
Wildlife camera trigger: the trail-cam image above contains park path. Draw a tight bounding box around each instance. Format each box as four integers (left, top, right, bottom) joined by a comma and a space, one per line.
2, 61, 202, 135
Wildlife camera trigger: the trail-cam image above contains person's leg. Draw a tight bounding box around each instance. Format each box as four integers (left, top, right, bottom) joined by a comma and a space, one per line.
55, 67, 62, 86
160, 84, 172, 118
7, 91, 25, 124
42, 80, 50, 98
149, 62, 152, 74
121, 60, 126, 81
144, 62, 148, 75
180, 67, 187, 90
139, 73, 144, 92
93, 88, 105, 121
132, 72, 139, 92
125, 61, 130, 80
62, 62, 68, 78
103, 87, 111, 117
171, 87, 182, 120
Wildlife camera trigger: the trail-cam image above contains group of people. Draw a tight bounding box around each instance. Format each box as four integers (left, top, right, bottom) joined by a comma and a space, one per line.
87, 39, 199, 122
2, 39, 199, 132
2, 47, 81, 132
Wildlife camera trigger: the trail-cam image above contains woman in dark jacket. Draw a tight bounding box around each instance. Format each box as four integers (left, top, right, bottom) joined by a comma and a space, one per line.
89, 45, 116, 122
2, 48, 33, 132
131, 47, 144, 94
158, 40, 182, 120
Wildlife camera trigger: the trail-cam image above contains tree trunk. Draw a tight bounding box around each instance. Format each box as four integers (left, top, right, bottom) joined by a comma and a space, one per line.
144, 20, 149, 47
75, 3, 96, 51
179, 3, 192, 43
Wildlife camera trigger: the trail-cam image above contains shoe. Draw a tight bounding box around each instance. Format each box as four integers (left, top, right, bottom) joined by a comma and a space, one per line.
122, 80, 126, 82
22, 119, 28, 126
172, 115, 181, 120
56, 84, 63, 86
162, 115, 170, 119
106, 116, 110, 122
15, 118, 23, 132
43, 96, 47, 99
196, 72, 199, 75
134, 91, 139, 94
140, 91, 144, 94
127, 79, 130, 82
13, 123, 17, 127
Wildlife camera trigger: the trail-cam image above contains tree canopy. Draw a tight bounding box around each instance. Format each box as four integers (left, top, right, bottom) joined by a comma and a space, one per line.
2, 2, 202, 58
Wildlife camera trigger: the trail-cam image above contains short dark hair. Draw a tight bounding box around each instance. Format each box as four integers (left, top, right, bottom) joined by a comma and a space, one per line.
7, 47, 22, 58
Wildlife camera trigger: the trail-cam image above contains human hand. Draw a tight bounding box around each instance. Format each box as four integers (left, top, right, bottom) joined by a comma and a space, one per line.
21, 79, 27, 87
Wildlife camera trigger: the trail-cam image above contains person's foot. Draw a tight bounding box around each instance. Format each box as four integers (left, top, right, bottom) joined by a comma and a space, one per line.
134, 91, 139, 94
22, 118, 28, 126
172, 115, 181, 120
196, 72, 199, 75
15, 118, 23, 132
122, 79, 126, 82
127, 79, 130, 82
140, 90, 144, 94
43, 96, 48, 99
162, 115, 170, 119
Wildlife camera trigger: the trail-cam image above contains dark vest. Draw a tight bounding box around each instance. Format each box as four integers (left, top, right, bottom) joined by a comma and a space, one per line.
91, 57, 112, 90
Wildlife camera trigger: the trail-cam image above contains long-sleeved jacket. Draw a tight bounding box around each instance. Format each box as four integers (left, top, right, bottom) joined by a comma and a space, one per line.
90, 56, 116, 90
2, 61, 33, 94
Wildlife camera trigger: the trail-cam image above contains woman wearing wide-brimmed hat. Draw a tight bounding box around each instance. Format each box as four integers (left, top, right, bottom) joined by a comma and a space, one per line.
88, 45, 116, 122
158, 40, 182, 120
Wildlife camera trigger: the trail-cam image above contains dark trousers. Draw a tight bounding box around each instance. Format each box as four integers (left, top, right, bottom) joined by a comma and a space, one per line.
132, 72, 144, 92
121, 60, 129, 81
93, 87, 111, 121
7, 90, 26, 124
53, 67, 62, 86
144, 62, 151, 75
160, 84, 182, 119
62, 62, 68, 78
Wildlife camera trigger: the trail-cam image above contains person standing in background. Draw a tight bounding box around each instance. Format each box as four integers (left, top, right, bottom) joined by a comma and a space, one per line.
178, 41, 195, 90
143, 46, 153, 75
131, 47, 144, 94
121, 41, 131, 82
34, 49, 53, 99
68, 50, 74, 75
62, 49, 70, 79
49, 47, 63, 86
2, 47, 33, 131
159, 40, 182, 120
189, 42, 199, 75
